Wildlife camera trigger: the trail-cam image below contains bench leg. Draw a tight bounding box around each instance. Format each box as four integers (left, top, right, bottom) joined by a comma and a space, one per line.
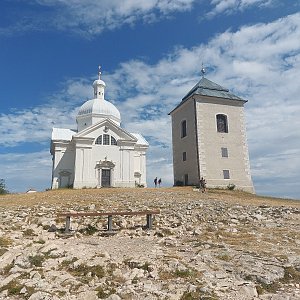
146, 214, 153, 230
65, 216, 71, 233
107, 215, 113, 231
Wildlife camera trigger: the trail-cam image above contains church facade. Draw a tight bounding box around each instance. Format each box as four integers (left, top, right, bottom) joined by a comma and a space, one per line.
50, 70, 148, 189
169, 73, 254, 193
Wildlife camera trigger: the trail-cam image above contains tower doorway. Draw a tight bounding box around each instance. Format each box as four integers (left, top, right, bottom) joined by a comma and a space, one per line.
184, 174, 189, 186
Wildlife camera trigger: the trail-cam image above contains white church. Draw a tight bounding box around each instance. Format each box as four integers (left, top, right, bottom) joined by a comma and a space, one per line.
169, 69, 254, 193
50, 69, 148, 189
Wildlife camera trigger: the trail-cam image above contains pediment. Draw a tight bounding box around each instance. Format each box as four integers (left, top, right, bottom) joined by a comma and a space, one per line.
73, 118, 137, 142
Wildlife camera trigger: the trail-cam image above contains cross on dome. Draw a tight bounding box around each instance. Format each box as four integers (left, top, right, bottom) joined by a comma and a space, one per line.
201, 63, 206, 77
98, 65, 102, 80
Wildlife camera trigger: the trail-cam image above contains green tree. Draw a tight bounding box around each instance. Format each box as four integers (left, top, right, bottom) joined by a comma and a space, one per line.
0, 179, 9, 194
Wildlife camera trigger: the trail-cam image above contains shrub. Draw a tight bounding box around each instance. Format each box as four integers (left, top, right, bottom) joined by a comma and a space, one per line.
1, 261, 14, 275
180, 291, 201, 300
34, 239, 46, 244
175, 180, 184, 186
0, 279, 22, 295
0, 236, 13, 247
0, 248, 8, 257
70, 264, 105, 278
175, 268, 196, 278
227, 183, 235, 190
281, 266, 300, 283
135, 184, 144, 188
28, 255, 45, 267
0, 179, 9, 195
23, 229, 36, 236
257, 282, 281, 294
96, 286, 116, 299
216, 252, 231, 261
79, 224, 97, 235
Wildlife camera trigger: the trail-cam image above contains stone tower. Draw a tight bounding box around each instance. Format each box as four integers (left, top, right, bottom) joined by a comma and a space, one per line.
169, 73, 254, 193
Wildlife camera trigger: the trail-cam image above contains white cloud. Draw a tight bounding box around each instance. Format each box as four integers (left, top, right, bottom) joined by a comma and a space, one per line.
0, 150, 52, 193
1, 0, 195, 37
1, 12, 300, 198
0, 78, 92, 147
92, 12, 300, 198
1, 0, 284, 37
207, 0, 276, 18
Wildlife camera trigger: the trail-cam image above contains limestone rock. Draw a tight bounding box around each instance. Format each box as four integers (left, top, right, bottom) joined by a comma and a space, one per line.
0, 188, 299, 300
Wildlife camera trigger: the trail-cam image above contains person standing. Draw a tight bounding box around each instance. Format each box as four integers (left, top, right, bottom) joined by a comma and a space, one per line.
154, 177, 158, 187
158, 178, 162, 187
200, 177, 206, 193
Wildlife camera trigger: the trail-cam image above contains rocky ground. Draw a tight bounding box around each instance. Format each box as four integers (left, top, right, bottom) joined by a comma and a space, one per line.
0, 187, 299, 300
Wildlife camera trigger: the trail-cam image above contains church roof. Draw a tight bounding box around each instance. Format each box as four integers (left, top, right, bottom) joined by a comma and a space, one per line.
51, 128, 76, 141
77, 98, 121, 122
182, 77, 245, 102
169, 77, 247, 115
131, 133, 149, 146
77, 67, 121, 126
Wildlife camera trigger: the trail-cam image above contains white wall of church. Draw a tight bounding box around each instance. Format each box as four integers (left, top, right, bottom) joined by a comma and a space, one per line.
76, 115, 92, 132
51, 74, 148, 190
51, 142, 75, 189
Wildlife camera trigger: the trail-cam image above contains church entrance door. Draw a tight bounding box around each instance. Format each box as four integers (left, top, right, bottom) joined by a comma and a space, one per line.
101, 169, 111, 187
60, 176, 69, 188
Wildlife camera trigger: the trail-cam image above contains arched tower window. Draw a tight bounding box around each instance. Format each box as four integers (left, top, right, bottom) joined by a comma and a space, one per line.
95, 135, 102, 145
216, 114, 228, 133
111, 136, 117, 145
181, 120, 187, 138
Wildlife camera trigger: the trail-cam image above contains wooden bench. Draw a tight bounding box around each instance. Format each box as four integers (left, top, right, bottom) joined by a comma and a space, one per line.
57, 210, 160, 233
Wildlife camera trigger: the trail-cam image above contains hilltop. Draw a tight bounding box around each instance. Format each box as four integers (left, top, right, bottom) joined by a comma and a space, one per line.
0, 188, 299, 300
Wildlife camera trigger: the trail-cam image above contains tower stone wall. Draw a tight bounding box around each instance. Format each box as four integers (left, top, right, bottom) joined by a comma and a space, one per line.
170, 77, 254, 193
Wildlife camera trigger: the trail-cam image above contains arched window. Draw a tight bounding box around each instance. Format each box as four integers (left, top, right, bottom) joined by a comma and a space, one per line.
111, 136, 117, 145
181, 120, 187, 138
95, 135, 102, 145
216, 114, 228, 133
103, 134, 110, 145
95, 134, 118, 146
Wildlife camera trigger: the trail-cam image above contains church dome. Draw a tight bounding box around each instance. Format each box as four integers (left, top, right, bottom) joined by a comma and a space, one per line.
78, 98, 121, 122
93, 79, 106, 87
76, 67, 121, 131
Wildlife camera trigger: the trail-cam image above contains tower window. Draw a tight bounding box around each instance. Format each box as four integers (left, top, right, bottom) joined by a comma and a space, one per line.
223, 170, 230, 179
221, 147, 228, 158
181, 120, 187, 138
216, 114, 228, 133
103, 134, 110, 145
182, 152, 187, 161
111, 136, 117, 145
95, 135, 102, 145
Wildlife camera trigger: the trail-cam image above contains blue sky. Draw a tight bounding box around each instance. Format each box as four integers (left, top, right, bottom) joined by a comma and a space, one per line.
1, 0, 300, 199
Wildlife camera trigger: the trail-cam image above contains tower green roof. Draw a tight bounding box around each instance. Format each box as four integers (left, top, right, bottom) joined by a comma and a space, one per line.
182, 77, 245, 102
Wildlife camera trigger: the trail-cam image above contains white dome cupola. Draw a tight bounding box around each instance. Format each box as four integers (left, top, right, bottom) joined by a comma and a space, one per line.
93, 66, 106, 100
76, 66, 121, 131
